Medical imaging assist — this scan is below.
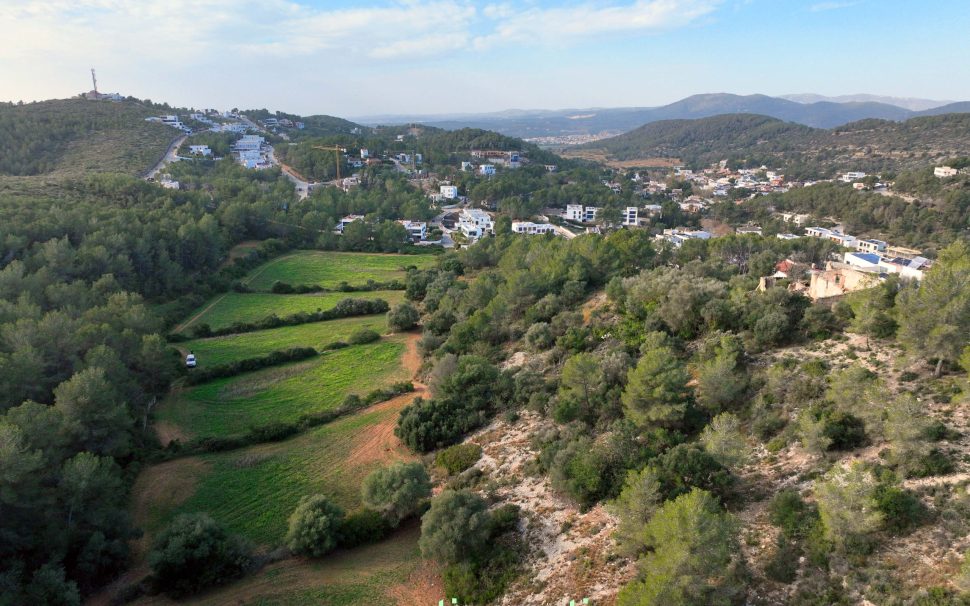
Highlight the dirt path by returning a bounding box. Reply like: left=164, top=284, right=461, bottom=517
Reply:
left=172, top=292, right=227, bottom=334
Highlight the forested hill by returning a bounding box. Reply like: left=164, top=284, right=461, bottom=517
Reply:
left=572, top=112, right=970, bottom=176
left=0, top=99, right=175, bottom=177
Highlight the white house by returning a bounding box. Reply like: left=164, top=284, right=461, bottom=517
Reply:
left=840, top=171, right=867, bottom=182
left=461, top=161, right=474, bottom=171
left=360, top=148, right=370, bottom=159
left=336, top=214, right=365, bottom=233
left=511, top=221, right=555, bottom=235
left=856, top=239, right=887, bottom=254
left=188, top=145, right=212, bottom=157
left=878, top=256, right=930, bottom=281
left=238, top=149, right=262, bottom=169
left=234, top=135, right=265, bottom=151
left=458, top=209, right=494, bottom=240
left=843, top=252, right=883, bottom=270
left=934, top=166, right=958, bottom=178
left=781, top=212, right=810, bottom=226
left=622, top=207, right=639, bottom=226
left=582, top=206, right=599, bottom=223
left=564, top=204, right=584, bottom=222
left=479, top=164, right=496, bottom=176
left=805, top=226, right=857, bottom=248
left=440, top=185, right=459, bottom=199
left=398, top=220, right=427, bottom=241
left=659, top=229, right=711, bottom=248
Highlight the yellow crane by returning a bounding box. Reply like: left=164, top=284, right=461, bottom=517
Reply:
left=311, top=145, right=346, bottom=181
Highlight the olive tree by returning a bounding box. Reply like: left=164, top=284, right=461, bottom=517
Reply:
left=148, top=513, right=250, bottom=597
left=361, top=461, right=431, bottom=527
left=285, top=495, right=345, bottom=557
left=419, top=490, right=491, bottom=565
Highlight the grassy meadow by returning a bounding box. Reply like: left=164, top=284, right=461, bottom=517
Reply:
left=179, top=315, right=389, bottom=366
left=157, top=339, right=408, bottom=439
left=180, top=290, right=405, bottom=332
left=243, top=250, right=437, bottom=291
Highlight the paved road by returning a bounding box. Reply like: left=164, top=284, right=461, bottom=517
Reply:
left=145, top=134, right=186, bottom=180
left=267, top=147, right=313, bottom=199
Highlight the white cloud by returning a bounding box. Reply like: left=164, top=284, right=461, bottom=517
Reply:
left=473, top=0, right=723, bottom=49
left=809, top=1, right=860, bottom=12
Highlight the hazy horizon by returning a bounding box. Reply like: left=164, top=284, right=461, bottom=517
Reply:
left=3, top=0, right=970, bottom=116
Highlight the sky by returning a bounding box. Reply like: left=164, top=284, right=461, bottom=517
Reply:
left=2, top=0, right=969, bottom=118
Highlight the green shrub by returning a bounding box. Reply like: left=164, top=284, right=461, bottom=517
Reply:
left=764, top=536, right=800, bottom=583
left=348, top=328, right=381, bottom=345
left=148, top=513, right=251, bottom=597
left=361, top=462, right=431, bottom=527
left=874, top=485, right=925, bottom=533
left=908, top=448, right=956, bottom=478
left=654, top=444, right=735, bottom=502
left=419, top=490, right=491, bottom=565
left=387, top=302, right=420, bottom=331
left=285, top=495, right=344, bottom=557
left=435, top=443, right=483, bottom=475
left=338, top=509, right=390, bottom=549
left=768, top=489, right=819, bottom=539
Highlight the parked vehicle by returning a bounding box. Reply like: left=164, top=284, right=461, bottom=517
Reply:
left=185, top=353, right=197, bottom=368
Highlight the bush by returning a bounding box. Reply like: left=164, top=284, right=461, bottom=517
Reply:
left=387, top=302, right=420, bottom=331
left=338, top=509, right=390, bottom=549
left=285, top=495, right=345, bottom=557
left=654, top=444, right=735, bottom=502
left=361, top=462, right=431, bottom=527
left=148, top=513, right=250, bottom=597
left=874, top=484, right=925, bottom=533
left=419, top=490, right=491, bottom=565
left=435, top=443, right=483, bottom=475
left=768, top=489, right=819, bottom=540
left=908, top=448, right=956, bottom=478
left=184, top=347, right=317, bottom=384
left=347, top=328, right=381, bottom=345
left=764, top=536, right=801, bottom=583
left=193, top=298, right=390, bottom=338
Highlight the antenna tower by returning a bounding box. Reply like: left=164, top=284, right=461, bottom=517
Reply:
left=90, top=68, right=98, bottom=93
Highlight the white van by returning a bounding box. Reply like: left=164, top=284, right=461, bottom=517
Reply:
left=185, top=353, right=197, bottom=368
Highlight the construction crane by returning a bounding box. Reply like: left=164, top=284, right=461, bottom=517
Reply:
left=90, top=68, right=98, bottom=94
left=311, top=146, right=345, bottom=181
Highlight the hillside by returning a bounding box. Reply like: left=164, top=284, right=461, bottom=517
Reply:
left=0, top=98, right=176, bottom=177
left=570, top=112, right=970, bottom=174
left=354, top=93, right=966, bottom=138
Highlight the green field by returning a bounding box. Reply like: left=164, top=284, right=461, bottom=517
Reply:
left=148, top=401, right=413, bottom=546
left=133, top=526, right=425, bottom=606
left=180, top=290, right=405, bottom=332
left=157, top=339, right=408, bottom=439
left=180, top=315, right=389, bottom=366
left=243, top=251, right=437, bottom=291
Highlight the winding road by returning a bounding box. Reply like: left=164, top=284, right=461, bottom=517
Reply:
left=145, top=134, right=186, bottom=180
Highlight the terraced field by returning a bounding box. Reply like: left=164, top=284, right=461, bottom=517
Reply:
left=119, top=250, right=441, bottom=606
left=179, top=290, right=404, bottom=332
left=131, top=525, right=440, bottom=606
left=179, top=315, right=389, bottom=366
left=243, top=250, right=437, bottom=291
left=157, top=339, right=408, bottom=439
left=148, top=397, right=416, bottom=546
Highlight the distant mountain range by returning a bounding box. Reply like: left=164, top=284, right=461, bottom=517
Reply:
left=352, top=93, right=970, bottom=139
left=779, top=93, right=953, bottom=112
